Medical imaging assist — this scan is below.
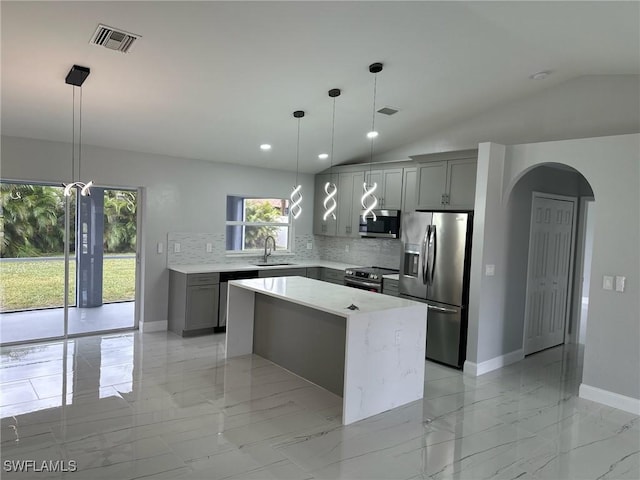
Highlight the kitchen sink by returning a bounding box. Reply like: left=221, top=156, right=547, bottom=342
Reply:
left=252, top=262, right=296, bottom=267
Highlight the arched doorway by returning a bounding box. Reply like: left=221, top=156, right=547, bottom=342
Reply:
left=504, top=163, right=595, bottom=359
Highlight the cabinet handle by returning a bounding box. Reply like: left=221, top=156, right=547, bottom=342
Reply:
left=441, top=194, right=446, bottom=206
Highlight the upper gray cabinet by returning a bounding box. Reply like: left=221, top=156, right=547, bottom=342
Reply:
left=337, top=170, right=364, bottom=237
left=313, top=173, right=338, bottom=236
left=416, top=158, right=477, bottom=210
left=364, top=168, right=403, bottom=210
left=402, top=167, right=417, bottom=214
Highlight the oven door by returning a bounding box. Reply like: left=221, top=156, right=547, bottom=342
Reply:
left=344, top=277, right=381, bottom=293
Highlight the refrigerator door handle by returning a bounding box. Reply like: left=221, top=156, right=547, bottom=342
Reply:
left=427, top=304, right=457, bottom=314
left=428, top=225, right=437, bottom=286
left=421, top=225, right=430, bottom=284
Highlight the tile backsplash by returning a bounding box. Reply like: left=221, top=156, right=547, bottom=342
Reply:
left=167, top=232, right=401, bottom=269
left=167, top=233, right=320, bottom=266
left=313, top=236, right=402, bottom=270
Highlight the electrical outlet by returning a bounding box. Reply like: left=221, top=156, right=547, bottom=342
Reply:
left=157, top=242, right=163, bottom=254
left=603, top=275, right=613, bottom=291
left=345, top=244, right=350, bottom=253
left=615, top=276, right=626, bottom=292
left=206, top=243, right=212, bottom=253
left=306, top=242, right=313, bottom=250
left=173, top=242, right=181, bottom=253
left=485, top=264, right=495, bottom=276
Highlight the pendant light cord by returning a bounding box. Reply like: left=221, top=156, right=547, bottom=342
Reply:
left=369, top=72, right=377, bottom=177
left=330, top=96, right=336, bottom=182
left=295, top=117, right=301, bottom=186
left=78, top=86, right=83, bottom=183
left=72, top=87, right=75, bottom=183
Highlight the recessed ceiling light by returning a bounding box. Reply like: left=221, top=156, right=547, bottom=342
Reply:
left=260, top=144, right=271, bottom=151
left=318, top=153, right=329, bottom=160
left=366, top=131, right=379, bottom=139
left=529, top=70, right=551, bottom=80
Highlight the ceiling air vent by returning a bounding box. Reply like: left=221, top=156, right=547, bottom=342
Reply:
left=377, top=106, right=399, bottom=116
left=90, top=24, right=140, bottom=53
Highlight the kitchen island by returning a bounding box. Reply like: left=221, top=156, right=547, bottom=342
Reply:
left=226, top=276, right=428, bottom=425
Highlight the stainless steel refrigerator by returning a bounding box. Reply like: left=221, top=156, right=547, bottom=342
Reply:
left=399, top=211, right=473, bottom=368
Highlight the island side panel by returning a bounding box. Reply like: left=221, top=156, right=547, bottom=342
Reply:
left=253, top=293, right=346, bottom=397
left=226, top=283, right=256, bottom=357
left=342, top=304, right=428, bottom=425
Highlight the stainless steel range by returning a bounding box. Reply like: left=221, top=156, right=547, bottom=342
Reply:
left=344, top=266, right=400, bottom=293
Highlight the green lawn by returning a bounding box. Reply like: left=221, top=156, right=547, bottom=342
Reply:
left=0, top=257, right=135, bottom=312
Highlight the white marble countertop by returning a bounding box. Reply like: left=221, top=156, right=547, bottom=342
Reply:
left=168, top=260, right=361, bottom=274
left=382, top=273, right=399, bottom=281
left=229, top=276, right=425, bottom=318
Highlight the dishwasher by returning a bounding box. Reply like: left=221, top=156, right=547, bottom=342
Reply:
left=216, top=270, right=259, bottom=332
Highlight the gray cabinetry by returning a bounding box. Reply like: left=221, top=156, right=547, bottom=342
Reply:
left=364, top=168, right=403, bottom=210
left=169, top=271, right=220, bottom=336
left=306, top=267, right=322, bottom=280
left=402, top=167, right=417, bottom=214
left=321, top=268, right=344, bottom=285
left=337, top=171, right=364, bottom=237
left=258, top=268, right=307, bottom=278
left=313, top=173, right=338, bottom=236
left=416, top=158, right=477, bottom=210
left=382, top=277, right=399, bottom=297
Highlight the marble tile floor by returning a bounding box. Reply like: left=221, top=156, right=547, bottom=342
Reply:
left=0, top=332, right=637, bottom=480
left=0, top=302, right=135, bottom=345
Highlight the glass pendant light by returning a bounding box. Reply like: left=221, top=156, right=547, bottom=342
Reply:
left=323, top=88, right=340, bottom=221
left=361, top=62, right=383, bottom=222
left=290, top=110, right=304, bottom=220
left=63, top=65, right=93, bottom=197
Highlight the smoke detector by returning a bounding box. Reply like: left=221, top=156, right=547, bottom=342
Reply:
left=90, top=24, right=141, bottom=53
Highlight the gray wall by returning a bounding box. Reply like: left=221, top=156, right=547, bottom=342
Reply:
left=469, top=134, right=639, bottom=401
left=0, top=135, right=315, bottom=328
left=373, top=75, right=640, bottom=163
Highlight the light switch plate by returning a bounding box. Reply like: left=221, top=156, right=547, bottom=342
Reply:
left=206, top=243, right=212, bottom=253
left=157, top=242, right=163, bottom=254
left=345, top=245, right=350, bottom=252
left=485, top=264, right=495, bottom=276
left=603, top=275, right=614, bottom=291
left=173, top=242, right=181, bottom=253
left=306, top=242, right=312, bottom=250
left=615, top=276, right=626, bottom=292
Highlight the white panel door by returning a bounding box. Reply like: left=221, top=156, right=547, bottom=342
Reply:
left=524, top=195, right=575, bottom=355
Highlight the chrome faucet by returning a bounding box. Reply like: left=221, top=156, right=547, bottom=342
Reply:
left=263, top=235, right=276, bottom=263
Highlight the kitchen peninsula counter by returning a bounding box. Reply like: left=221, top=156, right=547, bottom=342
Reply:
left=226, top=276, right=428, bottom=425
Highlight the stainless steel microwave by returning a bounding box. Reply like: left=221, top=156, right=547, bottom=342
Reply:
left=359, top=210, right=401, bottom=238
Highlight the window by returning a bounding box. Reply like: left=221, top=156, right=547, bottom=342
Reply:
left=226, top=196, right=292, bottom=253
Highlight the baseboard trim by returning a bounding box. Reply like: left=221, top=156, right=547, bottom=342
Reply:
left=579, top=383, right=640, bottom=415
left=140, top=320, right=168, bottom=333
left=464, top=348, right=524, bottom=376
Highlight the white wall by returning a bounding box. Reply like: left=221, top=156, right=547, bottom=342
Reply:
left=0, top=135, right=315, bottom=328
left=374, top=75, right=640, bottom=163
left=468, top=134, right=639, bottom=407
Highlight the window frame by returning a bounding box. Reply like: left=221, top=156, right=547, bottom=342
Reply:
left=225, top=196, right=294, bottom=255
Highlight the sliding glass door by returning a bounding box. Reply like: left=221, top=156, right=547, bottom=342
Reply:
left=0, top=181, right=138, bottom=345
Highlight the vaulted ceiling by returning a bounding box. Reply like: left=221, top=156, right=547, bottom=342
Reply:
left=2, top=1, right=639, bottom=173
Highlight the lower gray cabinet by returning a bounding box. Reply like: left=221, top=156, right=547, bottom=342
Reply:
left=258, top=268, right=307, bottom=278
left=321, top=268, right=344, bottom=285
left=306, top=267, right=322, bottom=280
left=169, top=271, right=220, bottom=336
left=382, top=278, right=399, bottom=297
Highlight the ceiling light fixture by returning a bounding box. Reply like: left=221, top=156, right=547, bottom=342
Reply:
left=290, top=110, right=304, bottom=220
left=362, top=62, right=382, bottom=222
left=63, top=65, right=93, bottom=197
left=260, top=144, right=272, bottom=151
left=529, top=70, right=551, bottom=80
left=323, top=88, right=341, bottom=222
left=318, top=153, right=329, bottom=160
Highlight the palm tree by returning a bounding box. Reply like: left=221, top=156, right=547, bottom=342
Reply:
left=103, top=190, right=137, bottom=253
left=0, top=183, right=68, bottom=257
